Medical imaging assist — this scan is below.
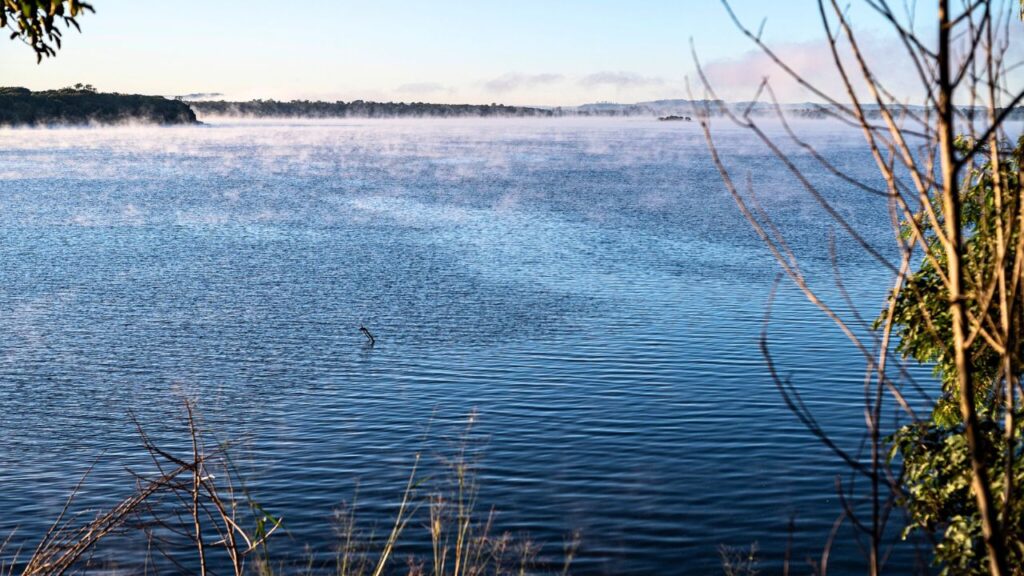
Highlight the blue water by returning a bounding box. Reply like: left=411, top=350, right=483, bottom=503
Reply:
left=0, top=118, right=930, bottom=574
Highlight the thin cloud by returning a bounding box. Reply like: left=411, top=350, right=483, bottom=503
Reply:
left=484, top=73, right=565, bottom=93
left=698, top=34, right=923, bottom=103
left=578, top=71, right=666, bottom=88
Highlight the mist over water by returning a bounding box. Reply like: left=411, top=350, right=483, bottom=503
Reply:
left=0, top=118, right=932, bottom=573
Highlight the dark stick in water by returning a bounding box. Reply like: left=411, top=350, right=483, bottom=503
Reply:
left=359, top=325, right=375, bottom=346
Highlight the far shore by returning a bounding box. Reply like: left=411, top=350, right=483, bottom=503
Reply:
left=4, top=87, right=1023, bottom=127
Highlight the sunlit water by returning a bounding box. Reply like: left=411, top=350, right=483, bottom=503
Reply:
left=0, top=118, right=942, bottom=574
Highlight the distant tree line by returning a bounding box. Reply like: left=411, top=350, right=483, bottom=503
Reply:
left=4, top=87, right=1018, bottom=126
left=188, top=99, right=557, bottom=118
left=190, top=99, right=1024, bottom=120
left=188, top=98, right=733, bottom=118
left=0, top=86, right=198, bottom=126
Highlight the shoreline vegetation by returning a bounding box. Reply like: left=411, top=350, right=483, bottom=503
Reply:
left=7, top=86, right=1022, bottom=127
left=4, top=402, right=580, bottom=576
left=0, top=86, right=197, bottom=127
left=190, top=98, right=556, bottom=119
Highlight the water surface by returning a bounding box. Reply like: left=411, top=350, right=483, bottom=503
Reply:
left=0, top=118, right=929, bottom=574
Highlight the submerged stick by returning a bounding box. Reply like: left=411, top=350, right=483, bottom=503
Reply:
left=359, top=325, right=375, bottom=346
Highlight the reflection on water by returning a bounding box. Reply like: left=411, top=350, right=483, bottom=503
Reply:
left=0, top=118, right=931, bottom=574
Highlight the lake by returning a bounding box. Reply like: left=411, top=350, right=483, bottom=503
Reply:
left=0, top=117, right=931, bottom=574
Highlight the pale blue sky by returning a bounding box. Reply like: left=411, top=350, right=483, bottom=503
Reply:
left=1, top=0, right=998, bottom=105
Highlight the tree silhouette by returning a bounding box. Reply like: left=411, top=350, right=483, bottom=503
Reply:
left=2, top=0, right=93, bottom=62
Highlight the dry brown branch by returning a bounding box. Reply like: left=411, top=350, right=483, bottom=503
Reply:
left=700, top=1, right=1023, bottom=574
left=22, top=464, right=189, bottom=576
left=16, top=403, right=286, bottom=576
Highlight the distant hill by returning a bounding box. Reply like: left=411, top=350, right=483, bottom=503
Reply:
left=189, top=99, right=555, bottom=118
left=0, top=87, right=198, bottom=126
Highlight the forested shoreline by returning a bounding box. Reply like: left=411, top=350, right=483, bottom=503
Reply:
left=0, top=86, right=198, bottom=126
left=189, top=98, right=555, bottom=118
left=3, top=86, right=1021, bottom=126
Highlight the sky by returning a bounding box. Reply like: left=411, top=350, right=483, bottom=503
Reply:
left=1, top=0, right=1020, bottom=106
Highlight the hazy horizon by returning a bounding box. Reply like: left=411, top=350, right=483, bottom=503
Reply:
left=5, top=0, right=1018, bottom=107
